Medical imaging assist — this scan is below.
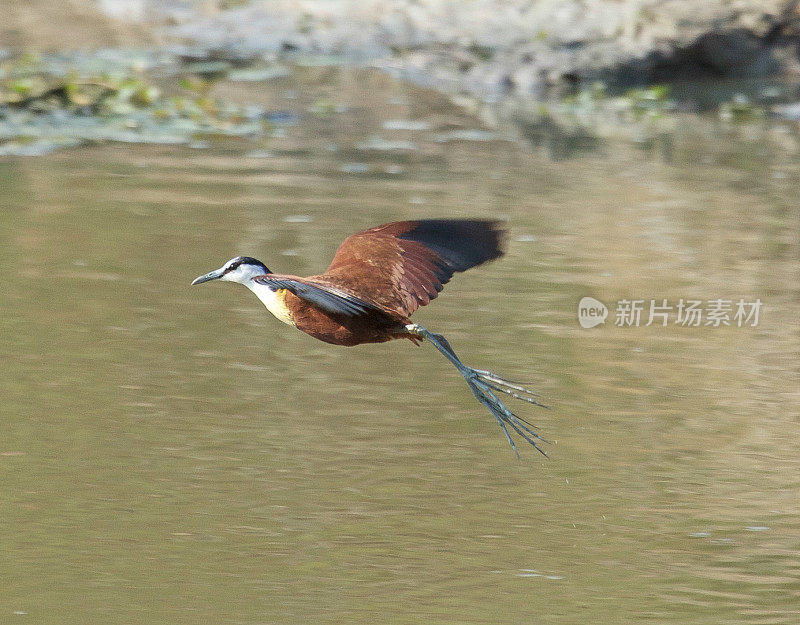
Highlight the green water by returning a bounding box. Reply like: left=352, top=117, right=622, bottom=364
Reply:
left=1, top=68, right=799, bottom=624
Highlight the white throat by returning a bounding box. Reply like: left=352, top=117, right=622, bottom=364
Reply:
left=245, top=280, right=295, bottom=325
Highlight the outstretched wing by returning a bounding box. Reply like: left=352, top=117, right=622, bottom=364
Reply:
left=318, top=219, right=505, bottom=318
left=253, top=274, right=383, bottom=317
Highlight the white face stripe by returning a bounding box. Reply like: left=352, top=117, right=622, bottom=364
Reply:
left=219, top=261, right=267, bottom=284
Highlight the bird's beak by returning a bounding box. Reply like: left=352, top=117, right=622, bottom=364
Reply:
left=191, top=267, right=225, bottom=285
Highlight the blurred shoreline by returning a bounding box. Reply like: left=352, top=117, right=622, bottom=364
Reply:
left=161, top=0, right=800, bottom=101
left=5, top=1, right=800, bottom=100
left=4, top=1, right=800, bottom=158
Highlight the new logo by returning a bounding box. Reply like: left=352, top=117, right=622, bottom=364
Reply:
left=578, top=297, right=608, bottom=328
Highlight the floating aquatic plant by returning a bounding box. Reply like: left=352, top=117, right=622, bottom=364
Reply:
left=0, top=53, right=273, bottom=154
left=718, top=94, right=766, bottom=123
left=623, top=84, right=675, bottom=121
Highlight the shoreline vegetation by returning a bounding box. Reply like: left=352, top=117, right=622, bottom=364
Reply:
left=2, top=1, right=800, bottom=156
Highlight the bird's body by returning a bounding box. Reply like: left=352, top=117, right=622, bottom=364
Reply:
left=193, top=219, right=546, bottom=455
left=249, top=280, right=412, bottom=345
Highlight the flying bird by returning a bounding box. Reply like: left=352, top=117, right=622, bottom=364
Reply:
left=192, top=219, right=546, bottom=455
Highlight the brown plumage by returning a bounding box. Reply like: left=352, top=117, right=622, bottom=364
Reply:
left=323, top=219, right=504, bottom=317
left=252, top=219, right=504, bottom=346
left=192, top=219, right=547, bottom=455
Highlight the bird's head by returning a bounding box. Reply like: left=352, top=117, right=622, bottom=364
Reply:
left=191, top=256, right=270, bottom=286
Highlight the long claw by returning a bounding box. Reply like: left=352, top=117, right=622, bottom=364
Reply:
left=503, top=411, right=539, bottom=431
left=472, top=369, right=543, bottom=397
left=468, top=378, right=548, bottom=456
left=496, top=413, right=520, bottom=459
left=407, top=323, right=549, bottom=456
left=504, top=418, right=547, bottom=455
left=481, top=379, right=549, bottom=408
left=472, top=388, right=520, bottom=459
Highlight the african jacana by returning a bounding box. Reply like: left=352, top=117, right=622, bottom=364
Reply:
left=192, top=219, right=546, bottom=455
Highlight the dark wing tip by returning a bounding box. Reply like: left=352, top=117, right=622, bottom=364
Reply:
left=397, top=218, right=506, bottom=274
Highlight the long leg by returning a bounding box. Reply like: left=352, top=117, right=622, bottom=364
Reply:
left=405, top=323, right=548, bottom=457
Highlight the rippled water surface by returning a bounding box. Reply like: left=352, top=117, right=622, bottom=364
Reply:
left=2, top=68, right=799, bottom=624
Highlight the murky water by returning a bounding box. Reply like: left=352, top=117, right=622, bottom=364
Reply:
left=2, top=67, right=799, bottom=624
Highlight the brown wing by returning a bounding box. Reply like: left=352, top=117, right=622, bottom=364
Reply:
left=316, top=219, right=505, bottom=318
